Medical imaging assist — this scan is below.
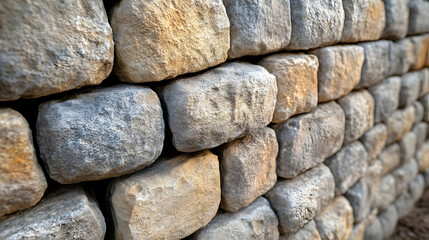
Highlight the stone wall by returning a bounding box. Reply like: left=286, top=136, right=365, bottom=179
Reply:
left=1, top=0, right=429, bottom=239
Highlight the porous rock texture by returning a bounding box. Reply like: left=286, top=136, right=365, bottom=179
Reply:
left=409, top=35, right=429, bottom=70
left=0, top=0, right=114, bottom=101
left=345, top=180, right=371, bottom=223
left=408, top=0, right=429, bottom=35
left=368, top=76, right=401, bottom=124
left=382, top=0, right=410, bottom=40
left=385, top=106, right=415, bottom=144
left=280, top=220, right=321, bottom=240
left=378, top=143, right=401, bottom=177
left=359, top=124, right=387, bottom=163
left=388, top=39, right=414, bottom=76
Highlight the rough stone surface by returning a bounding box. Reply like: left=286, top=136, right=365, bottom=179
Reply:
left=280, top=220, right=321, bottom=240
left=382, top=0, right=410, bottom=40
left=109, top=151, right=220, bottom=240
left=265, top=164, right=335, bottom=234
left=0, top=0, right=113, bottom=101
left=310, top=45, right=364, bottom=102
left=378, top=205, right=398, bottom=238
left=359, top=124, right=387, bottom=163
left=416, top=141, right=429, bottom=172
left=37, top=85, right=164, bottom=184
left=219, top=127, right=278, bottom=212
left=345, top=180, right=370, bottom=223
left=388, top=38, right=414, bottom=76
left=341, top=0, right=385, bottom=43
left=160, top=62, right=277, bottom=152
left=408, top=0, right=429, bottom=35
left=385, top=106, right=415, bottom=144
left=191, top=197, right=279, bottom=240
left=0, top=108, right=47, bottom=217
left=399, top=132, right=417, bottom=163
left=0, top=186, right=105, bottom=240
left=286, top=0, right=344, bottom=50
left=224, top=0, right=291, bottom=59
left=314, top=196, right=354, bottom=240
left=364, top=217, right=383, bottom=240
left=337, top=90, right=374, bottom=145
left=419, top=68, right=429, bottom=97
left=412, top=122, right=428, bottom=150
left=392, top=159, right=419, bottom=195
left=409, top=35, right=429, bottom=71
left=378, top=144, right=401, bottom=177
left=409, top=174, right=426, bottom=201
left=259, top=53, right=318, bottom=123
left=374, top=174, right=396, bottom=211
left=348, top=209, right=378, bottom=240
left=273, top=102, right=345, bottom=178
left=365, top=160, right=384, bottom=207
left=395, top=192, right=415, bottom=218
left=399, top=72, right=421, bottom=108
left=369, top=76, right=401, bottom=124
left=420, top=94, right=429, bottom=122
left=111, top=0, right=229, bottom=83
left=413, top=101, right=425, bottom=124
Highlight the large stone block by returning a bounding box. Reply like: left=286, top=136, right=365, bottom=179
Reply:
left=392, top=159, right=419, bottom=195
left=408, top=0, right=429, bottom=35
left=378, top=205, right=398, bottom=238
left=259, top=53, right=318, bottom=123
left=111, top=0, right=229, bottom=83
left=416, top=141, right=429, bottom=172
left=365, top=160, right=384, bottom=207
left=345, top=180, right=370, bottom=223
left=273, top=102, right=344, bottom=178
left=219, top=127, right=278, bottom=212
left=191, top=197, right=279, bottom=240
left=37, top=85, right=164, bottom=184
left=399, top=132, right=417, bottom=163
left=280, top=220, right=321, bottom=240
left=409, top=174, right=425, bottom=201
left=0, top=108, right=47, bottom=217
left=0, top=187, right=105, bottom=240
left=160, top=62, right=277, bottom=152
left=286, top=0, right=344, bottom=50
left=409, top=35, right=429, bottom=71
left=385, top=106, right=415, bottom=144
left=0, top=0, right=113, bottom=101
left=412, top=122, right=428, bottom=150
left=413, top=101, right=425, bottom=124
left=399, top=72, right=422, bottom=108
left=378, top=143, right=401, bottom=177
left=341, top=0, right=385, bottom=43
left=360, top=124, right=387, bottom=163
left=395, top=192, right=414, bottom=218
left=388, top=38, right=414, bottom=76
left=310, top=45, right=364, bottom=102
left=109, top=151, right=220, bottom=240
left=369, top=77, right=401, bottom=124
left=382, top=0, right=410, bottom=40
left=265, top=164, right=335, bottom=234
left=374, top=174, right=396, bottom=211
left=224, top=0, right=291, bottom=59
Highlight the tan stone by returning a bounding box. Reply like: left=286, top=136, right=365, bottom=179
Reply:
left=385, top=106, right=415, bottom=144
left=280, top=220, right=321, bottom=240
left=409, top=35, right=429, bottom=71
left=416, top=141, right=429, bottom=172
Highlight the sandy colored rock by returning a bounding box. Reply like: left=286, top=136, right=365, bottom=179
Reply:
left=280, top=220, right=321, bottom=240
left=0, top=108, right=47, bottom=217
left=341, top=0, right=385, bottom=43
left=37, top=85, right=164, bottom=184
left=409, top=35, right=429, bottom=71
left=360, top=124, right=387, bottom=163
left=388, top=38, right=414, bottom=76
left=225, top=0, right=291, bottom=59
left=273, top=102, right=345, bottom=178
left=399, top=132, right=417, bottom=163
left=385, top=106, right=415, bottom=144
left=265, top=164, right=335, bottom=234
left=392, top=159, right=419, bottom=195
left=109, top=151, right=220, bottom=240
left=160, top=62, right=277, bottom=152
left=0, top=0, right=113, bottom=101
left=345, top=180, right=370, bottom=223
left=0, top=186, right=105, bottom=240
left=382, top=0, right=410, bottom=40
left=399, top=72, right=422, bottom=108
left=412, top=122, right=428, bottom=150
left=374, top=174, right=397, bottom=211
left=310, top=45, right=364, bottom=102
left=378, top=143, right=401, bottom=177
left=416, top=141, right=429, bottom=172
left=259, top=53, right=318, bottom=123
left=219, top=127, right=278, bottom=212
left=111, top=0, right=229, bottom=83
left=369, top=77, right=401, bottom=124
left=378, top=205, right=398, bottom=238
left=408, top=0, right=429, bottom=35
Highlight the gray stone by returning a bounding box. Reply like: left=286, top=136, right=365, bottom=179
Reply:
left=191, top=197, right=279, bottom=240
left=374, top=174, right=396, bottom=211
left=259, top=53, right=318, bottom=123
left=382, top=0, right=410, bottom=40
left=369, top=77, right=401, bottom=124
left=310, top=45, right=364, bottom=102
left=265, top=164, right=335, bottom=234
left=345, top=180, right=370, bottom=223
left=385, top=106, right=415, bottom=144
left=416, top=141, right=429, bottom=172
left=160, top=62, right=277, bottom=152
left=348, top=209, right=378, bottom=240
left=420, top=94, right=429, bottom=122
left=392, top=159, right=419, bottom=195
left=337, top=90, right=374, bottom=145
left=0, top=0, right=114, bottom=101
left=365, top=160, right=384, bottom=207
left=408, top=0, right=429, bottom=35
left=419, top=68, right=429, bottom=97
left=412, top=122, right=428, bottom=150
left=409, top=35, right=429, bottom=71
left=424, top=168, right=429, bottom=187
left=224, top=0, right=291, bottom=59
left=410, top=174, right=426, bottom=202
left=413, top=101, right=425, bottom=124
left=314, top=196, right=354, bottom=240
left=286, top=0, right=344, bottom=50
left=219, top=127, right=278, bottom=212
left=359, top=124, right=387, bottom=163
left=0, top=186, right=105, bottom=240
left=364, top=217, right=383, bottom=240
left=341, top=0, right=385, bottom=43
left=388, top=38, right=414, bottom=76
left=399, top=72, right=421, bottom=108
left=378, top=205, right=398, bottom=238
left=109, top=151, right=220, bottom=240
left=280, top=220, right=321, bottom=240
left=356, top=40, right=391, bottom=89
left=0, top=108, right=47, bottom=217
left=399, top=132, right=417, bottom=163
left=37, top=85, right=164, bottom=184
left=325, top=141, right=368, bottom=195
left=378, top=144, right=401, bottom=177
left=273, top=102, right=345, bottom=178
left=395, top=192, right=414, bottom=218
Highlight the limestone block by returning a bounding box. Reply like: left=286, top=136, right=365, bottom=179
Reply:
left=416, top=141, right=429, bottom=172
left=392, top=159, right=419, bottom=195
left=412, top=122, right=428, bottom=150
left=364, top=217, right=383, bottom=240
left=409, top=35, right=429, bottom=71
left=409, top=174, right=425, bottom=201
left=395, top=192, right=415, bottom=218
left=382, top=0, right=410, bottom=40
left=365, top=160, right=384, bottom=207
left=359, top=124, right=387, bottom=163
left=369, top=77, right=401, bottom=124
left=345, top=180, right=370, bottom=223
left=348, top=209, right=378, bottom=240
left=374, top=174, right=396, bottom=211
left=413, top=101, right=425, bottom=124
left=399, top=132, right=417, bottom=163
left=378, top=144, right=401, bottom=176
left=399, top=71, right=421, bottom=108
left=388, top=39, right=414, bottom=76
left=408, top=0, right=429, bottom=35
left=378, top=205, right=398, bottom=238
left=385, top=106, right=415, bottom=144
left=419, top=68, right=429, bottom=97
left=280, top=220, right=321, bottom=240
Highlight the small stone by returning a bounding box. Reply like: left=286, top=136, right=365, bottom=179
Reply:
left=382, top=0, right=410, bottom=40
left=413, top=101, right=425, bottom=124
left=408, top=0, right=429, bottom=35
left=416, top=141, right=429, bottom=172
left=265, top=164, right=335, bottom=234
left=310, top=45, right=364, bottom=102
left=109, top=150, right=220, bottom=240
left=219, top=127, right=278, bottom=212
left=280, top=220, right=321, bottom=240
left=399, top=71, right=422, bottom=108
left=259, top=53, right=318, bottom=123
left=359, top=124, right=388, bottom=163
left=160, top=62, right=277, bottom=152
left=368, top=77, right=401, bottom=124
left=409, top=35, right=429, bottom=71
left=378, top=205, right=398, bottom=238
left=374, top=174, right=396, bottom=211
left=378, top=144, right=401, bottom=177
left=364, top=217, right=383, bottom=240
left=345, top=180, right=370, bottom=223
left=392, top=159, right=419, bottom=195
left=385, top=106, right=415, bottom=144
left=412, top=122, right=428, bottom=150
left=420, top=94, right=429, bottom=122
left=273, top=102, right=345, bottom=178
left=399, top=132, right=417, bottom=163
left=395, top=192, right=415, bottom=218
left=409, top=174, right=426, bottom=201
left=388, top=38, right=414, bottom=76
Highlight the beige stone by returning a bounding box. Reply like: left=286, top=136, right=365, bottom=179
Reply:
left=378, top=143, right=401, bottom=177
left=409, top=35, right=429, bottom=71
left=280, top=220, right=321, bottom=240
left=385, top=106, right=415, bottom=145
left=360, top=124, right=387, bottom=164
left=416, top=141, right=429, bottom=172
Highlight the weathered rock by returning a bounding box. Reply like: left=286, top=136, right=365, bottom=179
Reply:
left=286, top=0, right=344, bottom=50
left=399, top=72, right=421, bottom=108
left=378, top=205, right=398, bottom=238
left=219, top=127, right=278, bottom=212
left=109, top=151, right=220, bottom=240
left=224, top=0, right=291, bottom=59
left=409, top=174, right=425, bottom=201
left=325, top=141, right=368, bottom=195
left=408, top=0, right=429, bottom=35
left=360, top=124, right=387, bottom=163
left=259, top=53, right=318, bottom=123
left=111, top=0, right=229, bottom=83
left=345, top=180, right=370, bottom=223
left=364, top=217, right=383, bottom=240
left=416, top=141, right=429, bottom=172
left=369, top=77, right=401, bottom=124
left=419, top=68, right=429, bottom=97
left=191, top=197, right=279, bottom=240
left=365, top=160, right=384, bottom=207
left=356, top=40, right=391, bottom=89
left=382, top=0, right=410, bottom=40
left=265, top=164, right=335, bottom=234
left=392, top=159, right=419, bottom=195
left=420, top=94, right=429, bottom=122
left=160, top=62, right=277, bottom=152
left=409, top=35, right=429, bottom=71
left=273, top=102, right=345, bottom=178
left=341, top=0, right=385, bottom=43
left=399, top=131, right=417, bottom=162
left=378, top=144, right=401, bottom=177
left=0, top=0, right=113, bottom=101
left=314, top=196, right=354, bottom=240
left=395, top=192, right=414, bottom=218
left=374, top=174, right=396, bottom=211
left=412, top=122, right=428, bottom=150
left=337, top=90, right=374, bottom=145
left=0, top=186, right=105, bottom=240
left=0, top=108, right=47, bottom=217
left=388, top=39, right=414, bottom=76
left=310, top=45, right=364, bottom=102
left=413, top=101, right=425, bottom=124
left=385, top=106, right=415, bottom=144
left=37, top=85, right=164, bottom=184
left=348, top=209, right=378, bottom=240
left=280, top=220, right=321, bottom=240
